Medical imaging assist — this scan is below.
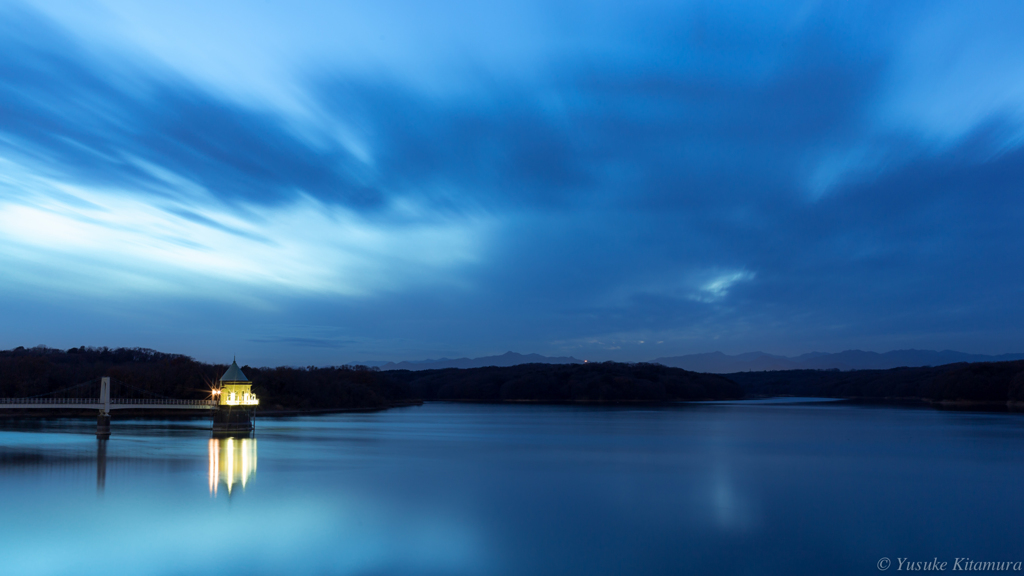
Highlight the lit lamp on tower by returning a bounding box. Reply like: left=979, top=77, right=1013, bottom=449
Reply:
left=212, top=358, right=259, bottom=433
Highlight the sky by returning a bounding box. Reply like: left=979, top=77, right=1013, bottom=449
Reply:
left=1, top=0, right=1024, bottom=366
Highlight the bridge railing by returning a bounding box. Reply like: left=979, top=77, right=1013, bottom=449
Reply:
left=0, top=398, right=99, bottom=404
left=0, top=398, right=218, bottom=406
left=111, top=399, right=218, bottom=406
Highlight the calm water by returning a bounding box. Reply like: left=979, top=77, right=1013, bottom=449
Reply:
left=2, top=400, right=1023, bottom=575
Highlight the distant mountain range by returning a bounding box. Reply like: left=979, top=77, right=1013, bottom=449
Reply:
left=369, top=349, right=1024, bottom=373
left=378, top=351, right=584, bottom=371
left=650, top=350, right=1024, bottom=373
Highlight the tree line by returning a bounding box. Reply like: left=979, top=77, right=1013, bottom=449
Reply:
left=9, top=346, right=1022, bottom=410
left=394, top=361, right=743, bottom=402
left=0, top=347, right=743, bottom=411
left=0, top=346, right=405, bottom=411
left=728, top=361, right=1024, bottom=403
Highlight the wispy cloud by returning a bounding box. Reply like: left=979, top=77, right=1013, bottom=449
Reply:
left=1, top=1, right=1024, bottom=361
left=0, top=156, right=489, bottom=299
left=693, top=271, right=755, bottom=303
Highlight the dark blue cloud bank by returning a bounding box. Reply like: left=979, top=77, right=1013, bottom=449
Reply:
left=1, top=1, right=1023, bottom=364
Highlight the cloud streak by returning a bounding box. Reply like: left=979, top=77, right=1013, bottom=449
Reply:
left=1, top=1, right=1024, bottom=363
left=0, top=160, right=489, bottom=299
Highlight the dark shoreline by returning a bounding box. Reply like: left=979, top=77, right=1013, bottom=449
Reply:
left=0, top=400, right=426, bottom=420
left=256, top=399, right=425, bottom=416
left=5, top=347, right=1024, bottom=418
left=5, top=397, right=1024, bottom=424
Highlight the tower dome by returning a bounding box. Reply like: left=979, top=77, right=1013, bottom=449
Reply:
left=220, top=358, right=250, bottom=384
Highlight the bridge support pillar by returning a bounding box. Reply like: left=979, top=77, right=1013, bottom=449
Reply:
left=212, top=407, right=254, bottom=433
left=100, top=376, right=110, bottom=414
left=97, top=412, right=111, bottom=439
left=97, top=376, right=111, bottom=438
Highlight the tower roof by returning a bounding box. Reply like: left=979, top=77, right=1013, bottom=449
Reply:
left=220, top=359, right=250, bottom=383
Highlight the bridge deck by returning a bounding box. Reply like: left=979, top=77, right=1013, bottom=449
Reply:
left=0, top=398, right=218, bottom=410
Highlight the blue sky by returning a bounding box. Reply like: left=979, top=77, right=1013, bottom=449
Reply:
left=1, top=0, right=1023, bottom=365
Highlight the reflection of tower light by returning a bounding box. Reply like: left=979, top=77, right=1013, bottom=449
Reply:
left=241, top=438, right=249, bottom=489
left=209, top=439, right=218, bottom=496
left=208, top=437, right=257, bottom=497
left=227, top=438, right=234, bottom=493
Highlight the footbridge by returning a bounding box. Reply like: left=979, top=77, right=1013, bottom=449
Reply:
left=0, top=377, right=219, bottom=437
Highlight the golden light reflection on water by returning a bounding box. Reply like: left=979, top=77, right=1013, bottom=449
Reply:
left=208, top=437, right=257, bottom=496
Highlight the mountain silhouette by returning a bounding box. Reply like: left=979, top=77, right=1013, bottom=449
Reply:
left=373, top=349, right=1024, bottom=373
left=379, top=351, right=583, bottom=371
left=651, top=349, right=1024, bottom=373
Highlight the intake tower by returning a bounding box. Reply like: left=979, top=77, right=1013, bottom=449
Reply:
left=212, top=359, right=259, bottom=432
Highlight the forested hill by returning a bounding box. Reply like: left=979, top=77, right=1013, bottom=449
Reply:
left=728, top=360, right=1024, bottom=404
left=0, top=347, right=742, bottom=411
left=0, top=346, right=407, bottom=411
left=11, top=346, right=1022, bottom=409
left=392, top=362, right=742, bottom=402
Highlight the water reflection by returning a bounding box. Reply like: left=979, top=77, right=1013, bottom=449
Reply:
left=96, top=438, right=106, bottom=494
left=208, top=436, right=257, bottom=496
left=8, top=406, right=1024, bottom=576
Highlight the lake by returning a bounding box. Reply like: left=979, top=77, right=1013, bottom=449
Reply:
left=1, top=400, right=1023, bottom=575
